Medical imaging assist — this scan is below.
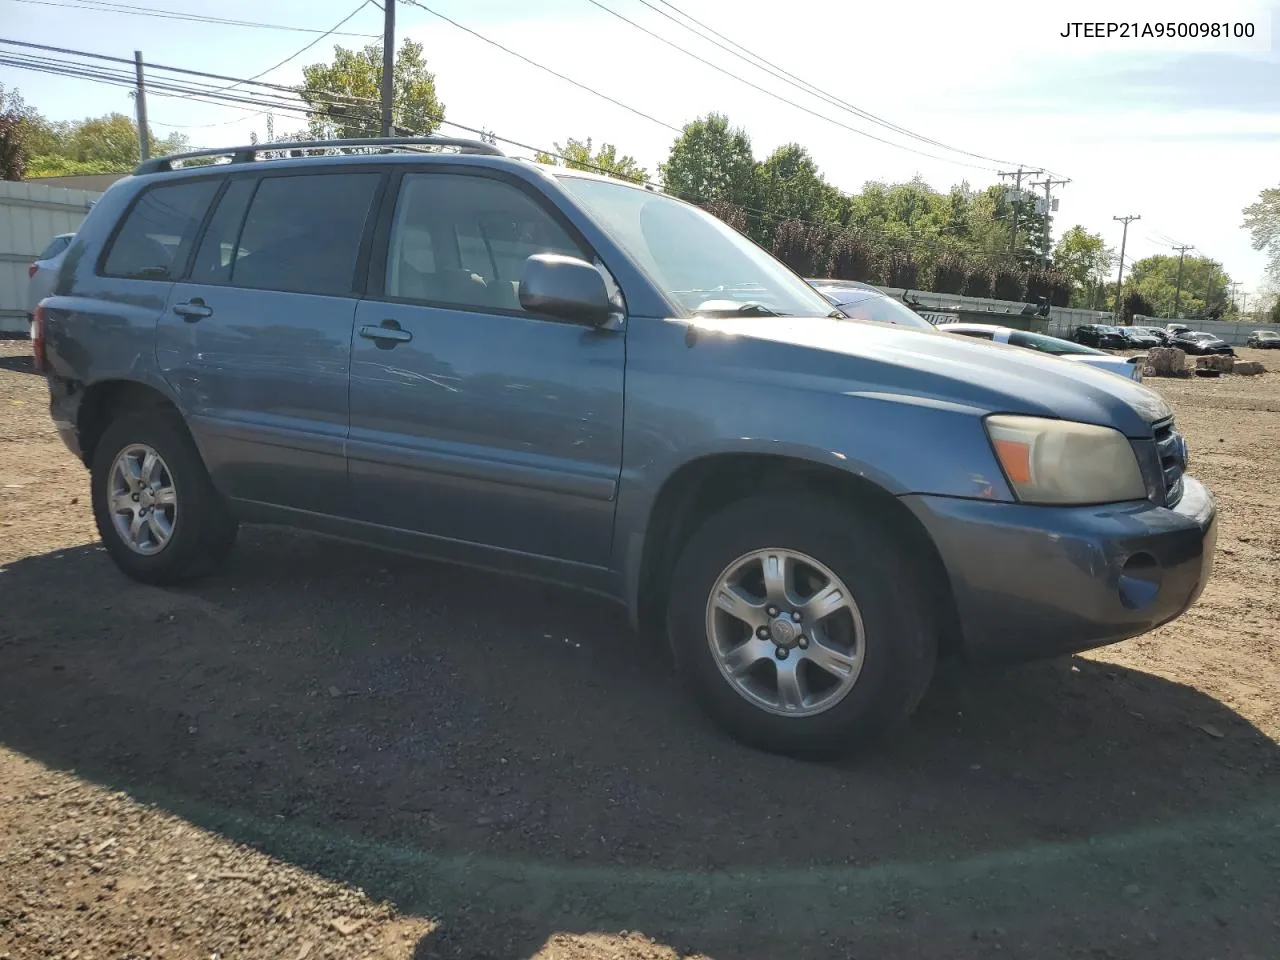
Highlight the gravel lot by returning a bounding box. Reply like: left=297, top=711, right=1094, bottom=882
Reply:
left=2, top=337, right=1278, bottom=959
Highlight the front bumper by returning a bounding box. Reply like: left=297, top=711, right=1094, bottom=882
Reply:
left=904, top=476, right=1217, bottom=662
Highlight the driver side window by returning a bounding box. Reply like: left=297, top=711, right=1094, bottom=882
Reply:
left=385, top=173, right=587, bottom=315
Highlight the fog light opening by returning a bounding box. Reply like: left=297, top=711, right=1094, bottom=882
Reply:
left=1118, top=552, right=1161, bottom=611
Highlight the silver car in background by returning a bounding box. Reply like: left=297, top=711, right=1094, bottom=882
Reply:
left=806, top=279, right=937, bottom=331
left=941, top=323, right=1145, bottom=382
left=25, top=233, right=75, bottom=334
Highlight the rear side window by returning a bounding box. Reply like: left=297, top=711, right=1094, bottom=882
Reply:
left=229, top=173, right=380, bottom=297
left=101, top=179, right=219, bottom=280
left=190, top=178, right=257, bottom=284
left=39, top=235, right=72, bottom=260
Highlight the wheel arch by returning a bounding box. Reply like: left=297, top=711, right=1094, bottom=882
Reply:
left=632, top=452, right=963, bottom=657
left=77, top=378, right=184, bottom=467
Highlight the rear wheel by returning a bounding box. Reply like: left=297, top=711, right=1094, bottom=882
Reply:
left=666, top=494, right=937, bottom=758
left=90, top=412, right=237, bottom=585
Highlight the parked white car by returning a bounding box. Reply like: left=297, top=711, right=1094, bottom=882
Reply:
left=25, top=233, right=75, bottom=332
left=941, top=323, right=1145, bottom=382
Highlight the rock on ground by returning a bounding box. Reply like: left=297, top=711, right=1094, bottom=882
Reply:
left=1145, top=347, right=1187, bottom=376
left=1196, top=354, right=1235, bottom=373
left=1234, top=360, right=1267, bottom=376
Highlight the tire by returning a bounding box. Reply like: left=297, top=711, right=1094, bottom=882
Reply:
left=90, top=411, right=238, bottom=585
left=666, top=494, right=937, bottom=759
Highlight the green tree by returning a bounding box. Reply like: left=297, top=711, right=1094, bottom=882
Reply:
left=1242, top=186, right=1280, bottom=281
left=0, top=85, right=32, bottom=180
left=659, top=113, right=758, bottom=213
left=298, top=38, right=444, bottom=139
left=1052, top=225, right=1113, bottom=308
left=533, top=136, right=647, bottom=183
left=753, top=143, right=841, bottom=243
left=20, top=111, right=187, bottom=176
left=1126, top=254, right=1228, bottom=319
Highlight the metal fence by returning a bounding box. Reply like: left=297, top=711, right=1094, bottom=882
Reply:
left=0, top=181, right=102, bottom=334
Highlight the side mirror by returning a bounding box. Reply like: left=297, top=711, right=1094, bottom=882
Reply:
left=519, top=254, right=614, bottom=326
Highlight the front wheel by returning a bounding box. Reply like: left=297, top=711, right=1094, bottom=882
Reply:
left=666, top=494, right=937, bottom=758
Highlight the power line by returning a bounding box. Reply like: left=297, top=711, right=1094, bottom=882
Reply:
left=7, top=45, right=1030, bottom=260
left=1, top=0, right=380, bottom=36
left=149, top=110, right=266, bottom=130
left=0, top=38, right=379, bottom=117
left=577, top=0, right=1003, bottom=172
left=0, top=52, right=322, bottom=118
left=641, top=0, right=1039, bottom=172
left=230, top=0, right=376, bottom=90
left=399, top=0, right=681, bottom=133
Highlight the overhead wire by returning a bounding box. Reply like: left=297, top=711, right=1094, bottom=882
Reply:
left=575, top=0, right=1003, bottom=173
left=398, top=0, right=681, bottom=134
left=228, top=0, right=377, bottom=91
left=3, top=43, right=1030, bottom=258
left=0, top=0, right=380, bottom=36
left=640, top=0, right=1027, bottom=170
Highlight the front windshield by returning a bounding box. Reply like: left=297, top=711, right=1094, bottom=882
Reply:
left=557, top=174, right=838, bottom=318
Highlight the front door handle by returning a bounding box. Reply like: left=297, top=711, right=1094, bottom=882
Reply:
left=173, top=299, right=213, bottom=322
left=359, top=322, right=413, bottom=344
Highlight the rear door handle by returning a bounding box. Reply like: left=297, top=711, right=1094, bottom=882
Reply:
left=359, top=322, right=413, bottom=343
left=173, top=299, right=213, bottom=321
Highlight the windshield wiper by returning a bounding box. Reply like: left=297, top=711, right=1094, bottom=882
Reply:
left=692, top=299, right=786, bottom=318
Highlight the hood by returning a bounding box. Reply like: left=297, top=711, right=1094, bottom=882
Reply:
left=691, top=316, right=1170, bottom=436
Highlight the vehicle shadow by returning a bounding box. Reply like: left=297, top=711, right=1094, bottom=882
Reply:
left=1, top=529, right=1278, bottom=958
left=0, top=352, right=36, bottom=374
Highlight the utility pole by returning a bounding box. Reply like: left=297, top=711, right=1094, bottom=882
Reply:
left=1230, top=281, right=1243, bottom=313
left=1202, top=261, right=1220, bottom=318
left=1112, top=214, right=1140, bottom=322
left=133, top=50, right=149, bottom=161
left=998, top=166, right=1044, bottom=255
left=1241, top=291, right=1250, bottom=316
left=1170, top=243, right=1194, bottom=318
left=1030, top=177, right=1070, bottom=265
left=380, top=0, right=395, bottom=137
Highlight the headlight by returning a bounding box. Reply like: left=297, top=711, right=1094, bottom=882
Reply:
left=985, top=415, right=1147, bottom=505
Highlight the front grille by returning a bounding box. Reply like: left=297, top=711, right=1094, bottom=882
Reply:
left=1153, top=417, right=1185, bottom=506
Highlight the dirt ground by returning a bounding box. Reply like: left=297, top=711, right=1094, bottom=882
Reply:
left=1, top=337, right=1278, bottom=960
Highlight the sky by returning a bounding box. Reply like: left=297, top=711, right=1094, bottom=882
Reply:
left=3, top=0, right=1278, bottom=294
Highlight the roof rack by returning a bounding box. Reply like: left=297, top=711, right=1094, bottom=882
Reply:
left=133, top=136, right=505, bottom=175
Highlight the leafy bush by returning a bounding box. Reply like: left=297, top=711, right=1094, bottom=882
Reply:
left=771, top=219, right=829, bottom=278
left=886, top=251, right=919, bottom=289
left=931, top=253, right=968, bottom=294
left=0, top=111, right=27, bottom=181
left=702, top=200, right=748, bottom=234
left=962, top=267, right=994, bottom=298
left=993, top=265, right=1026, bottom=301
left=1121, top=290, right=1155, bottom=324
left=829, top=232, right=875, bottom=282
left=1024, top=267, right=1052, bottom=302
left=1047, top=271, right=1073, bottom=307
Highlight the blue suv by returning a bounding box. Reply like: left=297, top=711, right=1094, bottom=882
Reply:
left=34, top=137, right=1217, bottom=757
